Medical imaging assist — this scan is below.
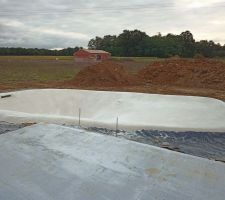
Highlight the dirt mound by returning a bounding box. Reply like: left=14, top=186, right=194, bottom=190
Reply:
left=138, top=59, right=225, bottom=90
left=71, top=61, right=138, bottom=87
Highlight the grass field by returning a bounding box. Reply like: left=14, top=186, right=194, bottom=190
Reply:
left=0, top=56, right=158, bottom=84
left=0, top=56, right=87, bottom=91
left=0, top=56, right=81, bottom=83
left=0, top=56, right=147, bottom=91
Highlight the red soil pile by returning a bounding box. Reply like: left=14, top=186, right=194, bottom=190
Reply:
left=71, top=61, right=138, bottom=87
left=138, top=59, right=225, bottom=90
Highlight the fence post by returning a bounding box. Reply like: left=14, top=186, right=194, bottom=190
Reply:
left=116, top=117, right=119, bottom=137
left=78, top=108, right=81, bottom=127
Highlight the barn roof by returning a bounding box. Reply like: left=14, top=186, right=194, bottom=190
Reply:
left=83, top=49, right=110, bottom=54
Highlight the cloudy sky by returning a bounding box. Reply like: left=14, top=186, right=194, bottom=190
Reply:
left=0, top=0, right=225, bottom=49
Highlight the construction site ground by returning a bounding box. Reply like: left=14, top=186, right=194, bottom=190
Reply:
left=1, top=56, right=225, bottom=101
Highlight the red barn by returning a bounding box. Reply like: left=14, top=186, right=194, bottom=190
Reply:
left=74, top=49, right=111, bottom=62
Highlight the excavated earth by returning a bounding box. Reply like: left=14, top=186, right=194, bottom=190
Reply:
left=70, top=59, right=225, bottom=90
left=138, top=59, right=225, bottom=90
left=69, top=61, right=138, bottom=87
left=64, top=59, right=225, bottom=101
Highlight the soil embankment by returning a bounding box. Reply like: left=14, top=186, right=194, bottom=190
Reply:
left=138, top=59, right=225, bottom=90
left=66, top=59, right=225, bottom=101
left=69, top=61, right=138, bottom=87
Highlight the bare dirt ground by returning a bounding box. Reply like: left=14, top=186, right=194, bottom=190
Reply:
left=1, top=56, right=225, bottom=101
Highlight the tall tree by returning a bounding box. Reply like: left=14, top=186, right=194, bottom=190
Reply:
left=88, top=37, right=103, bottom=50
left=117, top=30, right=149, bottom=56
left=179, top=31, right=196, bottom=57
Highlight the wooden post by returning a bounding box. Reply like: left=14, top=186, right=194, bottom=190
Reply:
left=78, top=108, right=81, bottom=127
left=116, top=117, right=119, bottom=137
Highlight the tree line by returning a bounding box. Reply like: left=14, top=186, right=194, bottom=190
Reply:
left=1, top=30, right=225, bottom=58
left=0, top=47, right=82, bottom=56
left=88, top=30, right=225, bottom=58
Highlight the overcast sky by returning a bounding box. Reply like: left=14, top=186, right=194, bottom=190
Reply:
left=0, top=0, right=225, bottom=49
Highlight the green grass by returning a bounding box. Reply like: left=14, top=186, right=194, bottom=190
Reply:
left=0, top=57, right=81, bottom=83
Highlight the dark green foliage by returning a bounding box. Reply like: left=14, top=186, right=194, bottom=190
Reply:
left=0, top=47, right=82, bottom=56
left=88, top=30, right=225, bottom=58
left=116, top=30, right=149, bottom=57
left=179, top=31, right=196, bottom=57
